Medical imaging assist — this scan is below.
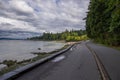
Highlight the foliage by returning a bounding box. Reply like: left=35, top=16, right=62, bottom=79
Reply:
left=86, top=0, right=120, bottom=46
left=28, top=30, right=88, bottom=42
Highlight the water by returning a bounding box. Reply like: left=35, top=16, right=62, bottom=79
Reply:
left=0, top=40, right=65, bottom=62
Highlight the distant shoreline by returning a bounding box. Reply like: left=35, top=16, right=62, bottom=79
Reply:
left=0, top=38, right=25, bottom=40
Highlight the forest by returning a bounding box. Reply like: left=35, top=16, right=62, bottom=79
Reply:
left=86, top=0, right=120, bottom=46
left=28, top=30, right=88, bottom=42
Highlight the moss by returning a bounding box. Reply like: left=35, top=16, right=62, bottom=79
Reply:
left=3, top=60, right=17, bottom=67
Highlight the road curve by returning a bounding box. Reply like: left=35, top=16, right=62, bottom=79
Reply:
left=16, top=42, right=100, bottom=80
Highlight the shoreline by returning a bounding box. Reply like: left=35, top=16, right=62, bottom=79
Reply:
left=0, top=40, right=66, bottom=62
left=0, top=44, right=70, bottom=76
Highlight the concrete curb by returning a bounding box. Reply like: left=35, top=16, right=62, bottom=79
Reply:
left=0, top=44, right=74, bottom=80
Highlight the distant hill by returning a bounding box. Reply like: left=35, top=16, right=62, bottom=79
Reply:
left=0, top=38, right=24, bottom=40
left=0, top=30, right=42, bottom=39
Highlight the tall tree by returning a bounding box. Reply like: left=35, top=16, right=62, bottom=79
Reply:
left=86, top=0, right=120, bottom=46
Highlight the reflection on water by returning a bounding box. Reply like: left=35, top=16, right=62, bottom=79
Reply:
left=0, top=40, right=65, bottom=62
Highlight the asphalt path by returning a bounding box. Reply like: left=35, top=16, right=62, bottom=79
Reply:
left=16, top=42, right=100, bottom=80
left=87, top=42, right=120, bottom=80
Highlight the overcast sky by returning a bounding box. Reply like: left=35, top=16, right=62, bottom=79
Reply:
left=0, top=0, right=89, bottom=38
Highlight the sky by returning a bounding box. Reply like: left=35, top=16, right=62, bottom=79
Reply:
left=0, top=0, right=90, bottom=39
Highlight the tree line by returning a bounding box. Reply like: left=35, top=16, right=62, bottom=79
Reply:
left=86, top=0, right=120, bottom=46
left=28, top=30, right=88, bottom=42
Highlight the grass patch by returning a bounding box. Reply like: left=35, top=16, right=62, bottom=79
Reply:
left=110, top=46, right=120, bottom=51
left=92, top=41, right=120, bottom=51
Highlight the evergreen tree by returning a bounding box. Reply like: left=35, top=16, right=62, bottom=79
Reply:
left=86, top=0, right=120, bottom=46
left=28, top=30, right=88, bottom=42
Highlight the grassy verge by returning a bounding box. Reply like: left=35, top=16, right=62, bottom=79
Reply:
left=0, top=44, right=69, bottom=76
left=92, top=41, right=120, bottom=51
left=109, top=46, right=120, bottom=51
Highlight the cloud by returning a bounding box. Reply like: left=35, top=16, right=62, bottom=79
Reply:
left=9, top=0, right=34, bottom=14
left=0, top=17, right=38, bottom=32
left=0, top=0, right=90, bottom=38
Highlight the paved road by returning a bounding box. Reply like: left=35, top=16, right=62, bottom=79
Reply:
left=87, top=42, right=120, bottom=80
left=16, top=42, right=100, bottom=80
left=16, top=41, right=120, bottom=80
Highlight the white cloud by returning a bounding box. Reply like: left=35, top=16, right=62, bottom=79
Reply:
left=0, top=0, right=90, bottom=38
left=9, top=0, right=34, bottom=14
left=0, top=17, right=38, bottom=32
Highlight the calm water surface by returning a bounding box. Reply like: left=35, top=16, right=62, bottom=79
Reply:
left=0, top=40, right=65, bottom=62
